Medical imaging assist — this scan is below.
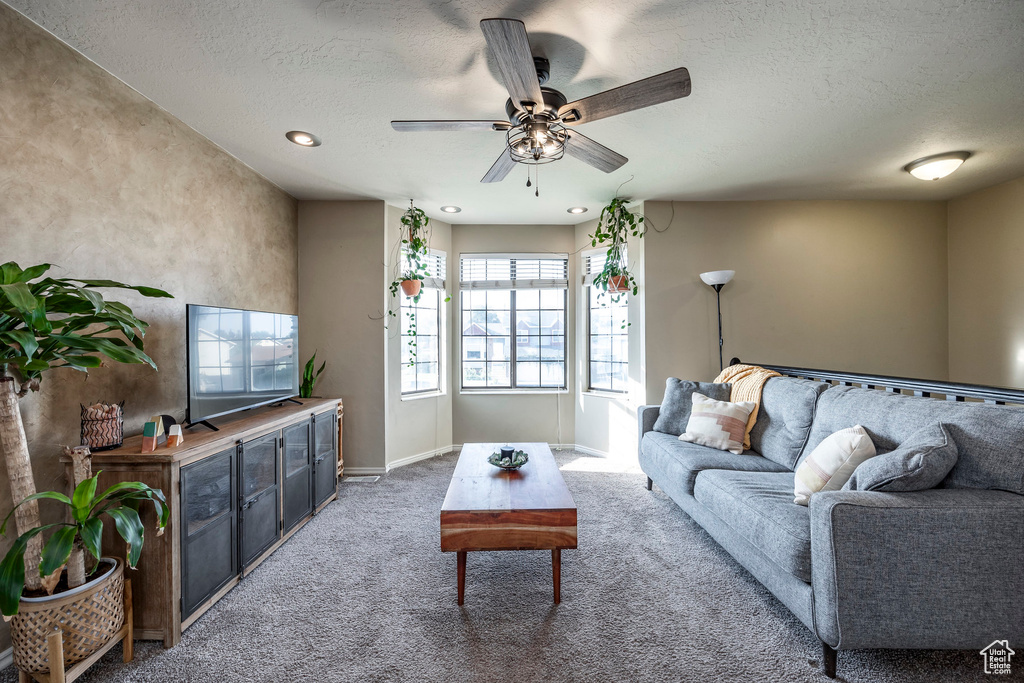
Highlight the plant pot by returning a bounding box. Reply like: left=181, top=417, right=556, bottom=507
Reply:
left=11, top=558, right=124, bottom=675
left=608, top=275, right=629, bottom=293
left=400, top=279, right=422, bottom=297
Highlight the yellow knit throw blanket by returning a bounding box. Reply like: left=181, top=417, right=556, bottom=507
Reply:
left=713, top=364, right=781, bottom=449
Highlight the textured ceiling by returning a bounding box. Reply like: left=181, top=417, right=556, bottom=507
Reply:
left=7, top=0, right=1024, bottom=224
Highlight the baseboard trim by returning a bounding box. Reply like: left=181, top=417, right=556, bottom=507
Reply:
left=569, top=444, right=610, bottom=458
left=386, top=445, right=456, bottom=471
left=0, top=646, right=12, bottom=672
left=343, top=467, right=387, bottom=476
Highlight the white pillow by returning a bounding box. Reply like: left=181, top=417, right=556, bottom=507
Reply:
left=794, top=425, right=877, bottom=505
left=679, top=393, right=757, bottom=455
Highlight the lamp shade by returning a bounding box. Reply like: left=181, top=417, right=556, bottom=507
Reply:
left=700, top=270, right=735, bottom=286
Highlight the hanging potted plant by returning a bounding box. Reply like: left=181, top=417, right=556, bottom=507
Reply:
left=385, top=201, right=449, bottom=367
left=0, top=261, right=172, bottom=677
left=589, top=197, right=644, bottom=302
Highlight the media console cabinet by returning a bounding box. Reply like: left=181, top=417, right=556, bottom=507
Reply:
left=67, top=398, right=343, bottom=647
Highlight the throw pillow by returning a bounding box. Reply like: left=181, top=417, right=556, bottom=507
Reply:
left=842, top=423, right=959, bottom=492
left=794, top=425, right=876, bottom=505
left=653, top=379, right=733, bottom=436
left=678, top=393, right=757, bottom=455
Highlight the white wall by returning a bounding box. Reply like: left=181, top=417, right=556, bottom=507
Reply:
left=384, top=205, right=454, bottom=467
left=572, top=208, right=646, bottom=462
left=450, top=224, right=576, bottom=446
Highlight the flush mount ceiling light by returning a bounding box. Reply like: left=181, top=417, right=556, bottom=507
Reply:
left=904, top=151, right=970, bottom=180
left=440, top=205, right=462, bottom=213
left=286, top=130, right=321, bottom=147
left=567, top=207, right=588, bottom=214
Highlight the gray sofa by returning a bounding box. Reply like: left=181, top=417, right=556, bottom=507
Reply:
left=638, top=375, right=1024, bottom=678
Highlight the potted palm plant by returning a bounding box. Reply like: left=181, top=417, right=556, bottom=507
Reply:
left=590, top=197, right=644, bottom=302
left=0, top=261, right=172, bottom=676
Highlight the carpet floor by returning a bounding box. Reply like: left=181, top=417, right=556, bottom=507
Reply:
left=1, top=450, right=996, bottom=682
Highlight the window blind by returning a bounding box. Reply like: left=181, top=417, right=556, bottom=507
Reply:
left=460, top=253, right=568, bottom=290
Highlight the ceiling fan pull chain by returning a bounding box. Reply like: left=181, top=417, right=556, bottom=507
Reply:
left=535, top=164, right=540, bottom=197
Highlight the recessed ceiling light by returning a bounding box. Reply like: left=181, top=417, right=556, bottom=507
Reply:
left=904, top=151, right=970, bottom=180
left=440, top=206, right=461, bottom=213
left=286, top=130, right=321, bottom=147
left=567, top=207, right=588, bottom=214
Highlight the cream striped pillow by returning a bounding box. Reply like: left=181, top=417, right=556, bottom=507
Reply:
left=794, top=425, right=877, bottom=505
left=679, top=393, right=757, bottom=455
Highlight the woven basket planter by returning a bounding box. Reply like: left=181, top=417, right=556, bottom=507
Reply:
left=11, top=558, right=124, bottom=675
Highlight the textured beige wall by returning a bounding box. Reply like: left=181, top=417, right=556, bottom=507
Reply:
left=0, top=3, right=297, bottom=650
left=643, top=200, right=949, bottom=403
left=948, top=176, right=1024, bottom=387
left=297, top=201, right=387, bottom=473
left=384, top=205, right=453, bottom=466
left=451, top=224, right=576, bottom=446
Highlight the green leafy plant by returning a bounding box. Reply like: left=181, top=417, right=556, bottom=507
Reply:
left=589, top=198, right=644, bottom=308
left=300, top=351, right=326, bottom=398
left=1, top=262, right=172, bottom=392
left=387, top=203, right=450, bottom=367
left=0, top=473, right=169, bottom=616
left=0, top=261, right=171, bottom=591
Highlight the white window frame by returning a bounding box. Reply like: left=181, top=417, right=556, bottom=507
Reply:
left=583, top=247, right=628, bottom=394
left=459, top=253, right=568, bottom=391
left=400, top=248, right=446, bottom=397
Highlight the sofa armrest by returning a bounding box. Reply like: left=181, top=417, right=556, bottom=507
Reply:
left=638, top=405, right=660, bottom=455
left=810, top=488, right=1024, bottom=650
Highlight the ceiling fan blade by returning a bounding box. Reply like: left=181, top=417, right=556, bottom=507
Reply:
left=564, top=131, right=628, bottom=173
left=391, top=120, right=510, bottom=132
left=559, top=67, right=691, bottom=125
left=481, top=148, right=517, bottom=183
left=480, top=19, right=544, bottom=109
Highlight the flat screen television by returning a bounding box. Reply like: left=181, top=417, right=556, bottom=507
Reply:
left=186, top=304, right=300, bottom=427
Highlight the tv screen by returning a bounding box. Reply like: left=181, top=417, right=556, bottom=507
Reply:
left=186, top=304, right=300, bottom=424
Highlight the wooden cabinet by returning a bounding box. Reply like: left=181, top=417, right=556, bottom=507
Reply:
left=68, top=399, right=342, bottom=647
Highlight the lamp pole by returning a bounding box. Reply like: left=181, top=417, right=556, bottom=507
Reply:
left=713, top=283, right=725, bottom=371
left=699, top=270, right=735, bottom=373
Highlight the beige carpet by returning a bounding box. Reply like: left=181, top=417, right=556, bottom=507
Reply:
left=1, top=450, right=992, bottom=682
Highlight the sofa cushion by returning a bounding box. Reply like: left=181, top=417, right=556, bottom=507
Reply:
left=748, top=377, right=829, bottom=470
left=640, top=432, right=788, bottom=496
left=679, top=393, right=757, bottom=454
left=694, top=470, right=812, bottom=582
left=794, top=426, right=877, bottom=505
left=652, top=378, right=732, bottom=436
left=803, top=386, right=1024, bottom=495
left=843, top=423, right=959, bottom=492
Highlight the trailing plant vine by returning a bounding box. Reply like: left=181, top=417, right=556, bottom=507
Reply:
left=387, top=202, right=449, bottom=367
left=589, top=198, right=644, bottom=324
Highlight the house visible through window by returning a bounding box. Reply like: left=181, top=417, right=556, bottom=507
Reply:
left=401, top=249, right=445, bottom=396
left=584, top=249, right=629, bottom=393
left=460, top=254, right=568, bottom=390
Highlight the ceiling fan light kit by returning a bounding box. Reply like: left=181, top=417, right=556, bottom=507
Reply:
left=391, top=18, right=691, bottom=189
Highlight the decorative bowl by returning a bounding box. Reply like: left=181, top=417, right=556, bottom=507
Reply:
left=488, top=449, right=529, bottom=470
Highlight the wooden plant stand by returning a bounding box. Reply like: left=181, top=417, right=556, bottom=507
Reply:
left=18, top=580, right=133, bottom=683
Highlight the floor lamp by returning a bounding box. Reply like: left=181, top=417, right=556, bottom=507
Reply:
left=700, top=270, right=735, bottom=371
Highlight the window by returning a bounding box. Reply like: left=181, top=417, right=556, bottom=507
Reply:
left=400, top=250, right=445, bottom=396
left=584, top=249, right=629, bottom=393
left=460, top=254, right=568, bottom=390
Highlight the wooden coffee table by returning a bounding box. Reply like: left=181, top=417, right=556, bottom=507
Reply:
left=440, top=443, right=577, bottom=604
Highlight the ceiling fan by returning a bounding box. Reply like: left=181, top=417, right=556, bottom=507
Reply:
left=391, top=18, right=692, bottom=184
